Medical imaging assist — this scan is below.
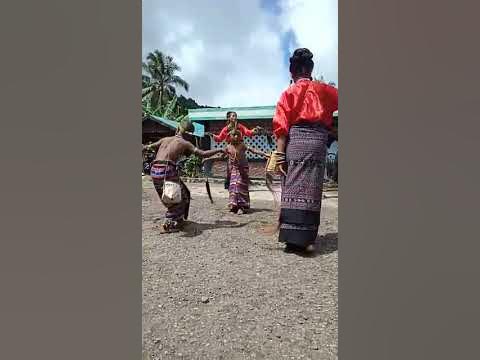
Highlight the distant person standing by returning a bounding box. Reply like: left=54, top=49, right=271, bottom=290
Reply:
left=223, top=129, right=269, bottom=214
left=208, top=111, right=260, bottom=143
left=270, top=48, right=338, bottom=253
left=207, top=111, right=261, bottom=189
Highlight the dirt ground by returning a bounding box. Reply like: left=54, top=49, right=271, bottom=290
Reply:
left=142, top=177, right=338, bottom=360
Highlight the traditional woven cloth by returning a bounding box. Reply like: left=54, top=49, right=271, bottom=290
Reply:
left=228, top=157, right=250, bottom=211
left=150, top=162, right=190, bottom=222
left=279, top=123, right=328, bottom=248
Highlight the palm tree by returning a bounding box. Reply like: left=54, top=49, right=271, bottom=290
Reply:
left=142, top=50, right=190, bottom=109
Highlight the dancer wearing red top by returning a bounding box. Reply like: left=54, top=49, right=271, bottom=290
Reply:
left=206, top=111, right=261, bottom=189
left=211, top=111, right=258, bottom=142
left=270, top=48, right=338, bottom=253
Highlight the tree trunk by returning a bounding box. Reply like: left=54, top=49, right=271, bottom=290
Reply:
left=150, top=90, right=160, bottom=110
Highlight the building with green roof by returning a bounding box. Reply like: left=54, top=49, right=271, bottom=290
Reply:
left=187, top=106, right=338, bottom=179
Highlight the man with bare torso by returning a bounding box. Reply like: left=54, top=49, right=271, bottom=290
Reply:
left=143, top=119, right=224, bottom=232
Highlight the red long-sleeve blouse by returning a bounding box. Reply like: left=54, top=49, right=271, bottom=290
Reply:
left=212, top=123, right=255, bottom=143
left=272, top=79, right=338, bottom=138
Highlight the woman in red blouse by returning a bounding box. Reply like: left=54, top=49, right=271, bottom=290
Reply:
left=208, top=111, right=259, bottom=143
left=207, top=111, right=261, bottom=189
left=271, top=48, right=338, bottom=253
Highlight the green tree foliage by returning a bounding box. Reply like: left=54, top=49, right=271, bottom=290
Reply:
left=142, top=50, right=190, bottom=109
left=142, top=95, right=188, bottom=123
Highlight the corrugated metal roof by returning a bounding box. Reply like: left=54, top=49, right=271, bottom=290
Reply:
left=143, top=115, right=205, bottom=137
left=188, top=106, right=338, bottom=121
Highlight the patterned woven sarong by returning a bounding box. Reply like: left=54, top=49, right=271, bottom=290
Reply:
left=279, top=123, right=328, bottom=248
left=228, top=158, right=250, bottom=210
left=150, top=161, right=190, bottom=222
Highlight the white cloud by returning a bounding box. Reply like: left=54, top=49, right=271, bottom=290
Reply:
left=142, top=0, right=337, bottom=107
left=279, top=0, right=338, bottom=84
left=176, top=39, right=205, bottom=78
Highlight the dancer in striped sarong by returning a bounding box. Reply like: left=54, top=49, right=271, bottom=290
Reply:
left=270, top=48, right=338, bottom=252
left=224, top=129, right=269, bottom=214
left=143, top=119, right=224, bottom=232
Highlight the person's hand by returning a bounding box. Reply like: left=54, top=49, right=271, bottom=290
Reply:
left=274, top=151, right=287, bottom=176
left=266, top=151, right=286, bottom=176
left=277, top=163, right=287, bottom=177
left=253, top=126, right=263, bottom=135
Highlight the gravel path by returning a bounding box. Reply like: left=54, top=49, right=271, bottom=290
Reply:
left=143, top=177, right=338, bottom=360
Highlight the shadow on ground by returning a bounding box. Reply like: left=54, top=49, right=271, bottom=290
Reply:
left=317, top=232, right=338, bottom=255
left=180, top=220, right=252, bottom=238
left=260, top=232, right=338, bottom=258
left=246, top=208, right=273, bottom=214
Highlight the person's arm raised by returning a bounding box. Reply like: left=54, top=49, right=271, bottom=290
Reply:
left=184, top=141, right=224, bottom=158
left=212, top=127, right=228, bottom=142
left=194, top=147, right=225, bottom=158
left=202, top=151, right=227, bottom=164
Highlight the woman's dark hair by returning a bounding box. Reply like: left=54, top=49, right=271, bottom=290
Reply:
left=226, top=111, right=237, bottom=119
left=289, top=48, right=314, bottom=77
